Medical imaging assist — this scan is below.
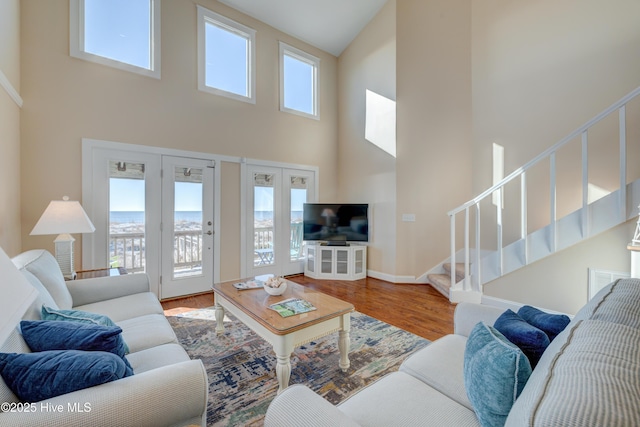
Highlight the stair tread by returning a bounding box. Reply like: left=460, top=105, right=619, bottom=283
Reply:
left=443, top=263, right=466, bottom=282
left=427, top=274, right=451, bottom=299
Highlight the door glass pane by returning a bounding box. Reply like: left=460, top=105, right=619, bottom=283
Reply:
left=290, top=176, right=307, bottom=261
left=173, top=167, right=204, bottom=279
left=254, top=173, right=274, bottom=266
left=109, top=161, right=146, bottom=273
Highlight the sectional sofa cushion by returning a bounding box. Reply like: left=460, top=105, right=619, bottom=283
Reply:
left=338, top=372, right=481, bottom=427
left=464, top=322, right=532, bottom=427
left=517, top=305, right=570, bottom=342
left=20, top=320, right=133, bottom=376
left=400, top=334, right=473, bottom=410
left=508, top=319, right=640, bottom=426
left=11, top=250, right=73, bottom=309
left=0, top=350, right=130, bottom=402
left=494, top=309, right=550, bottom=368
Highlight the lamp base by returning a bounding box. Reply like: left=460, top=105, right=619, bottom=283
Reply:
left=54, top=233, right=76, bottom=279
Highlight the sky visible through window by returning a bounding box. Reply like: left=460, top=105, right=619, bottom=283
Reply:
left=90, top=2, right=313, bottom=212
left=110, top=178, right=305, bottom=212
left=110, top=179, right=203, bottom=212
left=84, top=0, right=151, bottom=69
left=284, top=55, right=314, bottom=115
left=205, top=22, right=249, bottom=97
left=254, top=188, right=306, bottom=213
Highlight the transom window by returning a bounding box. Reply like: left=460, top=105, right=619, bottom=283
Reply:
left=197, top=6, right=256, bottom=104
left=279, top=42, right=320, bottom=120
left=70, top=0, right=160, bottom=78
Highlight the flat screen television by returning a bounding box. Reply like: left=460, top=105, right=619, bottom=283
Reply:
left=303, top=203, right=369, bottom=244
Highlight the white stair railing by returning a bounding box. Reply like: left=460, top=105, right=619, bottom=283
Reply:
left=448, top=85, right=640, bottom=295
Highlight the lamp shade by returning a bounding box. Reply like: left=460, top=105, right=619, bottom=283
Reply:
left=30, top=197, right=96, bottom=235
left=0, top=246, right=38, bottom=346
left=321, top=209, right=335, bottom=218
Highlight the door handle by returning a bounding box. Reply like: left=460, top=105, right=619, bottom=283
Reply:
left=206, top=230, right=213, bottom=235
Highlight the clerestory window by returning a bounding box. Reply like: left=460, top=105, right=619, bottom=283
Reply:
left=197, top=6, right=256, bottom=104
left=70, top=0, right=160, bottom=78
left=279, top=42, right=320, bottom=120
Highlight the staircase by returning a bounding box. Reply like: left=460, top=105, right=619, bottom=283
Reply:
left=428, top=263, right=464, bottom=299
left=430, top=85, right=640, bottom=303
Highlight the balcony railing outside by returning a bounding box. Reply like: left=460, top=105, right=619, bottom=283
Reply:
left=109, top=223, right=302, bottom=271
left=109, top=232, right=146, bottom=273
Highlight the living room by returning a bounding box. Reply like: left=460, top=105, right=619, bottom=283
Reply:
left=2, top=0, right=639, bottom=313
left=1, top=0, right=640, bottom=425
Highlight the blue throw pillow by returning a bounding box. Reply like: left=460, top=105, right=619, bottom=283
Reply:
left=494, top=309, right=550, bottom=368
left=517, top=305, right=570, bottom=342
left=464, top=322, right=532, bottom=427
left=41, top=306, right=130, bottom=354
left=20, top=320, right=133, bottom=376
left=0, top=350, right=129, bottom=402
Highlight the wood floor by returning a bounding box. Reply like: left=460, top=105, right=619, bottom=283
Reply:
left=161, top=275, right=456, bottom=342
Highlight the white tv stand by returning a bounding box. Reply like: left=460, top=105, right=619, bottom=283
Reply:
left=304, top=244, right=367, bottom=281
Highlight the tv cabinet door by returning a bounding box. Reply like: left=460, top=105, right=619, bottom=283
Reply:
left=306, top=246, right=316, bottom=274
left=304, top=244, right=367, bottom=280
left=335, top=249, right=350, bottom=277
left=320, top=248, right=334, bottom=276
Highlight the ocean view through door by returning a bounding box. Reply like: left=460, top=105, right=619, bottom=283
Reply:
left=160, top=157, right=214, bottom=299
left=247, top=165, right=315, bottom=277
left=84, top=144, right=216, bottom=299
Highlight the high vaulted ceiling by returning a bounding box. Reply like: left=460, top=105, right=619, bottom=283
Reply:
left=217, top=0, right=388, bottom=57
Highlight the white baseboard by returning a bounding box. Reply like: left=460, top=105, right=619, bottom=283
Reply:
left=481, top=295, right=571, bottom=317
left=480, top=295, right=524, bottom=311
left=367, top=269, right=423, bottom=284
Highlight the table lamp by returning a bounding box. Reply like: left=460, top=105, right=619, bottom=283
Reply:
left=321, top=208, right=335, bottom=226
left=30, top=196, right=96, bottom=279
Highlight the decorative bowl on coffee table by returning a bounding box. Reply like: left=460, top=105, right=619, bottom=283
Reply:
left=264, top=277, right=287, bottom=295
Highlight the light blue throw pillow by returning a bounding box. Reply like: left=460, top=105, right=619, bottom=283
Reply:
left=41, top=305, right=116, bottom=326
left=41, top=306, right=130, bottom=354
left=0, top=350, right=129, bottom=402
left=464, top=322, right=532, bottom=427
left=20, top=320, right=133, bottom=376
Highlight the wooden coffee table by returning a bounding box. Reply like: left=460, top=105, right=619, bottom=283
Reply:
left=211, top=277, right=354, bottom=394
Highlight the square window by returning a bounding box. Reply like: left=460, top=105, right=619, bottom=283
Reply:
left=197, top=6, right=256, bottom=104
left=279, top=42, right=320, bottom=120
left=70, top=0, right=160, bottom=78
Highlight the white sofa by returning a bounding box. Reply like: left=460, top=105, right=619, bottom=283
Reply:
left=0, top=249, right=208, bottom=427
left=265, top=278, right=640, bottom=426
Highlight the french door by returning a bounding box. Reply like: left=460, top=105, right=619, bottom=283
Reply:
left=246, top=165, right=315, bottom=277
left=160, top=156, right=214, bottom=299
left=83, top=146, right=215, bottom=299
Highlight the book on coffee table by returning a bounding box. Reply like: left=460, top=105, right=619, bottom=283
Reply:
left=269, top=298, right=317, bottom=318
left=233, top=279, right=265, bottom=290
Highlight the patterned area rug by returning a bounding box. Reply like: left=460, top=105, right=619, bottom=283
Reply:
left=167, top=308, right=430, bottom=426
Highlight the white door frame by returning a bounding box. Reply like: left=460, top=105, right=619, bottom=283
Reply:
left=240, top=158, right=318, bottom=278
left=82, top=138, right=230, bottom=296
left=160, top=156, right=215, bottom=299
